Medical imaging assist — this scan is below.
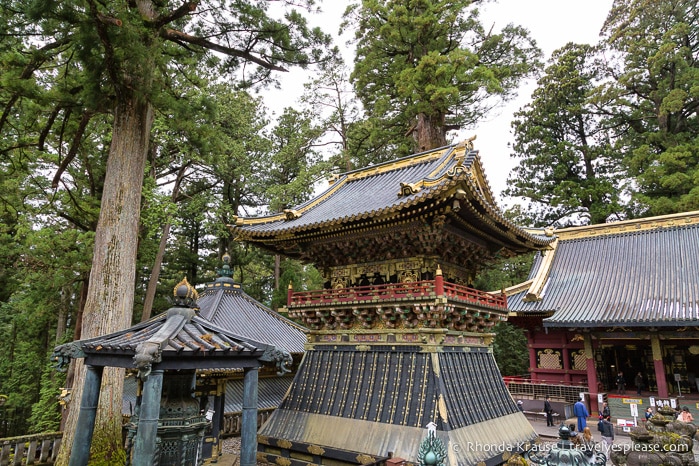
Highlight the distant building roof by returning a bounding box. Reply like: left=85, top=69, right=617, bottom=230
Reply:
left=197, top=256, right=307, bottom=354
left=229, top=140, right=555, bottom=269
left=507, top=211, right=699, bottom=327
left=53, top=278, right=292, bottom=375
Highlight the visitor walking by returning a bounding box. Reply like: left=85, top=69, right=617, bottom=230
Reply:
left=574, top=397, right=589, bottom=432
left=615, top=371, right=626, bottom=394
left=598, top=415, right=614, bottom=454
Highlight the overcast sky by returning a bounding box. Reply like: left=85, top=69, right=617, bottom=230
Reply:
left=262, top=0, right=615, bottom=205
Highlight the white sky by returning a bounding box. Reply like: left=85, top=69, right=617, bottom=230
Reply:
left=261, top=0, right=614, bottom=205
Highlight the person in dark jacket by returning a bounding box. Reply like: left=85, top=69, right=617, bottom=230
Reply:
left=544, top=396, right=554, bottom=426
left=598, top=415, right=614, bottom=453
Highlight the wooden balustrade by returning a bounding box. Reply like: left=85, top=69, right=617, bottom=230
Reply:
left=289, top=280, right=507, bottom=310
left=0, top=432, right=61, bottom=466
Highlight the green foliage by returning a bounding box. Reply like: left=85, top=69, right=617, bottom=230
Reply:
left=598, top=0, right=699, bottom=216
left=28, top=361, right=65, bottom=434
left=473, top=253, right=535, bottom=292
left=506, top=43, right=624, bottom=227
left=492, top=321, right=529, bottom=376
left=272, top=259, right=324, bottom=310
left=345, top=0, right=542, bottom=158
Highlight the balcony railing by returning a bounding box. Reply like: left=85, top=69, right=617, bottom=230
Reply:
left=287, top=279, right=507, bottom=310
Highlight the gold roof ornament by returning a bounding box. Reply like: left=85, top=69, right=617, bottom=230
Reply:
left=173, top=277, right=198, bottom=307
left=283, top=209, right=301, bottom=220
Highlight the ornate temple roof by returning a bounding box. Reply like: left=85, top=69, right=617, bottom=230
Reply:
left=197, top=257, right=307, bottom=354
left=229, top=140, right=555, bottom=268
left=259, top=345, right=536, bottom=465
left=507, top=211, right=699, bottom=327
left=53, top=278, right=293, bottom=376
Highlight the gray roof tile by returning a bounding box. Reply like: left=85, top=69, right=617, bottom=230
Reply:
left=508, top=215, right=699, bottom=327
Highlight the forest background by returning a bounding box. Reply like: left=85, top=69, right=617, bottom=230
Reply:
left=0, top=0, right=697, bottom=462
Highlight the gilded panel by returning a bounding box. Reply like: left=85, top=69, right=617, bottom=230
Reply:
left=537, top=349, right=562, bottom=369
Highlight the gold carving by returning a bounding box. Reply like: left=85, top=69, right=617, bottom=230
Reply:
left=356, top=345, right=371, bottom=351
left=356, top=454, right=377, bottom=465
left=277, top=439, right=292, bottom=449
left=284, top=209, right=301, bottom=220
left=307, top=445, right=325, bottom=455
left=438, top=393, right=448, bottom=422
left=275, top=458, right=292, bottom=466
left=257, top=435, right=270, bottom=445
left=456, top=134, right=477, bottom=150
left=399, top=182, right=422, bottom=196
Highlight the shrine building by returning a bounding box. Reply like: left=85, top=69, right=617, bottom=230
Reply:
left=229, top=140, right=555, bottom=465
left=507, top=211, right=699, bottom=412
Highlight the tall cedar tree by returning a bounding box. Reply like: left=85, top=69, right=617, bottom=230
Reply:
left=344, top=0, right=542, bottom=159
left=1, top=1, right=332, bottom=463
left=599, top=0, right=699, bottom=216
left=505, top=43, right=624, bottom=227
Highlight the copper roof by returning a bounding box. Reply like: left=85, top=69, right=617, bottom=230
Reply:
left=259, top=346, right=536, bottom=464
left=197, top=277, right=307, bottom=354
left=229, top=141, right=554, bottom=259
left=507, top=211, right=699, bottom=327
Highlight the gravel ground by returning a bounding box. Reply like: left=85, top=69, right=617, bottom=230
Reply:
left=220, top=437, right=273, bottom=465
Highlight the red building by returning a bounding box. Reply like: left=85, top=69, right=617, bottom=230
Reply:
left=507, top=212, right=699, bottom=413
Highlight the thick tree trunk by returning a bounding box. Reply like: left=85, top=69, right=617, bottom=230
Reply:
left=415, top=112, right=447, bottom=151
left=55, top=92, right=154, bottom=465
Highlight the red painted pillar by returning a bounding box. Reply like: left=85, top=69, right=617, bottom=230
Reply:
left=584, top=334, right=600, bottom=415
left=435, top=265, right=444, bottom=297
left=651, top=334, right=668, bottom=398
left=287, top=282, right=293, bottom=306
left=528, top=332, right=538, bottom=383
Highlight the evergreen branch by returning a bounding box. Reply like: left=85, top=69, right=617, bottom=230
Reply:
left=151, top=1, right=198, bottom=29
left=160, top=28, right=288, bottom=72
left=0, top=38, right=71, bottom=132
left=52, top=111, right=94, bottom=189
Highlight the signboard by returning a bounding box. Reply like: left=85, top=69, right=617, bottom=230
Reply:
left=622, top=398, right=642, bottom=404
left=630, top=403, right=638, bottom=418
left=617, top=418, right=635, bottom=432
left=650, top=397, right=677, bottom=409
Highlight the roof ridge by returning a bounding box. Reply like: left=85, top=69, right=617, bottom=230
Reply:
left=554, top=211, right=699, bottom=240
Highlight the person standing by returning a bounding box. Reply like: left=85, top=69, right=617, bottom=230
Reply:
left=574, top=397, right=589, bottom=432
left=678, top=406, right=694, bottom=423
left=580, top=427, right=596, bottom=457
left=598, top=415, right=615, bottom=454
left=616, top=371, right=626, bottom=394
left=601, top=401, right=611, bottom=419
left=634, top=372, right=644, bottom=395
left=544, top=396, right=554, bottom=427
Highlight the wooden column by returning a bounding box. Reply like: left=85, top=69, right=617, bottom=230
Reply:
left=69, top=365, right=103, bottom=466
left=584, top=334, right=600, bottom=414
left=651, top=334, right=668, bottom=398
left=133, top=370, right=164, bottom=466
left=241, top=366, right=259, bottom=466
left=528, top=333, right=537, bottom=382
left=562, top=333, right=571, bottom=384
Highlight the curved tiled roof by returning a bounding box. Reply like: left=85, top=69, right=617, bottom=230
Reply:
left=230, top=141, right=554, bottom=254
left=197, top=277, right=307, bottom=354
left=508, top=212, right=699, bottom=327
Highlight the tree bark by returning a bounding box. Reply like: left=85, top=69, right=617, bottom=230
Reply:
left=55, top=91, right=154, bottom=465
left=415, top=112, right=447, bottom=151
